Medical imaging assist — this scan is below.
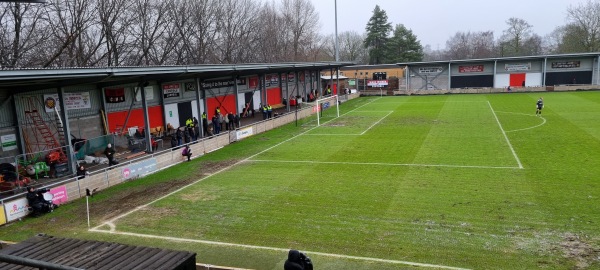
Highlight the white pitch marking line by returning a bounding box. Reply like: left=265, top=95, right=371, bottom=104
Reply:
left=304, top=133, right=360, bottom=136
left=360, top=111, right=393, bottom=135
left=250, top=159, right=521, bottom=170
left=91, top=97, right=382, bottom=231
left=89, top=229, right=471, bottom=270
left=487, top=102, right=523, bottom=169
left=495, top=111, right=547, bottom=133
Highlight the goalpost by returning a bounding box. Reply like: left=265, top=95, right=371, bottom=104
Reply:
left=312, top=95, right=339, bottom=126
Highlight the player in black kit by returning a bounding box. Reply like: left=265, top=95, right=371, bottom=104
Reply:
left=536, top=97, right=544, bottom=116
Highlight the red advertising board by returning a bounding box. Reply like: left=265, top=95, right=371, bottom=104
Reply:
left=458, top=65, right=484, bottom=73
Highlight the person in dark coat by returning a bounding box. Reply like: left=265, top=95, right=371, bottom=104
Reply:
left=26, top=186, right=54, bottom=214
left=227, top=112, right=235, bottom=130
left=170, top=135, right=178, bottom=148
left=76, top=165, right=89, bottom=179
left=104, top=143, right=118, bottom=166
left=284, top=250, right=312, bottom=270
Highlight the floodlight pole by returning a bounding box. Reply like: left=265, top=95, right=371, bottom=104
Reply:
left=334, top=0, right=339, bottom=62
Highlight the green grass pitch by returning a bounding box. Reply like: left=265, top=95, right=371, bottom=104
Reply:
left=4, top=91, right=600, bottom=270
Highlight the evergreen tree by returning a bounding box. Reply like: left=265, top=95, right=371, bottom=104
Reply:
left=364, top=5, right=392, bottom=64
left=385, top=24, right=424, bottom=63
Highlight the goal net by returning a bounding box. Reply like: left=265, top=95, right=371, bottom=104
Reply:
left=311, top=95, right=339, bottom=127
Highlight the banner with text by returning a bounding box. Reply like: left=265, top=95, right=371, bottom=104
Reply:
left=44, top=92, right=91, bottom=112
left=551, top=61, right=580, bottom=69
left=418, top=67, right=443, bottom=74
left=202, top=78, right=247, bottom=89
left=163, top=84, right=181, bottom=98
left=459, top=65, right=484, bottom=73
left=504, top=63, right=531, bottom=71
left=367, top=80, right=389, bottom=87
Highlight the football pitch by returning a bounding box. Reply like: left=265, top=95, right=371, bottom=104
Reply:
left=92, top=92, right=600, bottom=269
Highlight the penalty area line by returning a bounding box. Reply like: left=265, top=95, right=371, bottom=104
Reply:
left=89, top=228, right=470, bottom=270
left=487, top=101, right=523, bottom=169
left=249, top=159, right=521, bottom=170
left=91, top=97, right=382, bottom=231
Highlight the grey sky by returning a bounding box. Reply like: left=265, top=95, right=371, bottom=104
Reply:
left=310, top=0, right=588, bottom=50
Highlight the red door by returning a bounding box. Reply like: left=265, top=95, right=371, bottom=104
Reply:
left=510, top=73, right=526, bottom=87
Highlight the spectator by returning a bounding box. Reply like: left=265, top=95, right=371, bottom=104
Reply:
left=181, top=145, right=192, bottom=161
left=202, top=112, right=209, bottom=136
left=228, top=112, right=235, bottom=130
left=170, top=135, right=177, bottom=148
left=218, top=113, right=224, bottom=131
left=267, top=104, right=273, bottom=119
left=176, top=128, right=183, bottom=145
left=212, top=115, right=220, bottom=134
left=26, top=186, right=55, bottom=214
left=76, top=165, right=89, bottom=179
left=104, top=143, right=118, bottom=166
left=234, top=113, right=240, bottom=128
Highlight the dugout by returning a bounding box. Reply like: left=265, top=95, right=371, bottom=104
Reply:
left=0, top=234, right=196, bottom=269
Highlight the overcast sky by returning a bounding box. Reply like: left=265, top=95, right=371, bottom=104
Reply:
left=309, top=0, right=589, bottom=50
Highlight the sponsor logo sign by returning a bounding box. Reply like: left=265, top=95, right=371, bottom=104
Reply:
left=105, top=88, right=125, bottom=103
left=1, top=134, right=17, bottom=151
left=202, top=78, right=246, bottom=89
left=162, top=84, right=181, bottom=98
left=458, top=65, right=484, bottom=73
left=122, top=158, right=157, bottom=180
left=367, top=80, right=389, bottom=87
left=50, top=186, right=68, bottom=205
left=236, top=127, right=254, bottom=140
left=5, top=197, right=30, bottom=222
left=551, top=61, right=580, bottom=69
left=418, top=67, right=443, bottom=74
left=504, top=63, right=531, bottom=71
left=44, top=92, right=91, bottom=112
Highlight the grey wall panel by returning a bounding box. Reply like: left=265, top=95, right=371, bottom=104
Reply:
left=0, top=90, right=15, bottom=128
left=68, top=115, right=103, bottom=140
left=496, top=60, right=543, bottom=73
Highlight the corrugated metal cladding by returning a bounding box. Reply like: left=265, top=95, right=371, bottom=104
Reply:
left=104, top=82, right=161, bottom=113
left=0, top=90, right=15, bottom=128
left=0, top=235, right=196, bottom=270
left=14, top=86, right=103, bottom=124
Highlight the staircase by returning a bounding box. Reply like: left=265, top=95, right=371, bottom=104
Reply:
left=23, top=97, right=67, bottom=163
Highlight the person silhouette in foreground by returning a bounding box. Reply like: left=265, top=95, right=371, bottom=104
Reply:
left=284, top=249, right=313, bottom=270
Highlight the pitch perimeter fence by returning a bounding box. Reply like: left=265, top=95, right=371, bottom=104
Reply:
left=0, top=93, right=359, bottom=225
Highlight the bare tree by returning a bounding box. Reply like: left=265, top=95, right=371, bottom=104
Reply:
left=98, top=0, right=134, bottom=66
left=255, top=1, right=286, bottom=62
left=499, top=17, right=540, bottom=56
left=280, top=0, right=319, bottom=61
left=445, top=31, right=495, bottom=60
left=0, top=2, right=47, bottom=67
left=171, top=0, right=221, bottom=64
left=127, top=0, right=172, bottom=65
left=213, top=0, right=260, bottom=64
left=566, top=0, right=600, bottom=52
